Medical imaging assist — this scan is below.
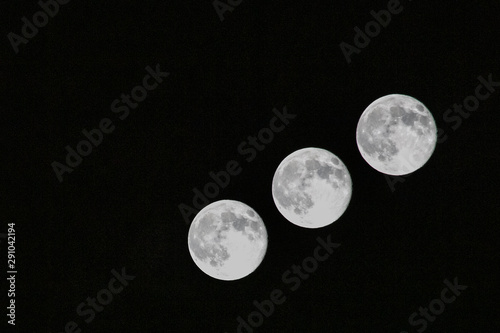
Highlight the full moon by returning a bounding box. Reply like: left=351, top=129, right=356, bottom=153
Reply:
left=356, top=94, right=437, bottom=175
left=187, top=200, right=268, bottom=281
left=272, top=148, right=352, bottom=228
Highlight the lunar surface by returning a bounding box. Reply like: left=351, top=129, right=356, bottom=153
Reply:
left=272, top=148, right=352, bottom=228
left=187, top=200, right=268, bottom=281
left=356, top=94, right=437, bottom=175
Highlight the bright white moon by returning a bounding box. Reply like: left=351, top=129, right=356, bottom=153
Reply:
left=187, top=200, right=268, bottom=281
left=272, top=148, right=352, bottom=228
left=356, top=94, right=437, bottom=175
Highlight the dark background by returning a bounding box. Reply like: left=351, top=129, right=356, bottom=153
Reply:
left=1, top=0, right=499, bottom=332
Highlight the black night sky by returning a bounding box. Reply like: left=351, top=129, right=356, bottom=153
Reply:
left=1, top=0, right=500, bottom=332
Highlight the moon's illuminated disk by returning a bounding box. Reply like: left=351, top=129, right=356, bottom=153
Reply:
left=272, top=148, right=352, bottom=228
left=356, top=94, right=437, bottom=175
left=187, top=200, right=268, bottom=281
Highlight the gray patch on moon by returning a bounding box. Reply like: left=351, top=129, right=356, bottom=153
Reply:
left=283, top=160, right=301, bottom=179
left=251, top=220, right=259, bottom=231
left=357, top=128, right=399, bottom=161
left=419, top=115, right=430, bottom=126
left=189, top=230, right=230, bottom=266
left=390, top=106, right=405, bottom=117
left=401, top=109, right=418, bottom=126
left=273, top=166, right=315, bottom=216
left=317, top=164, right=334, bottom=180
left=366, top=107, right=387, bottom=127
left=221, top=211, right=236, bottom=223
left=275, top=188, right=314, bottom=216
left=334, top=168, right=344, bottom=179
left=221, top=212, right=248, bottom=232
left=305, top=158, right=320, bottom=170
left=273, top=158, right=315, bottom=214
